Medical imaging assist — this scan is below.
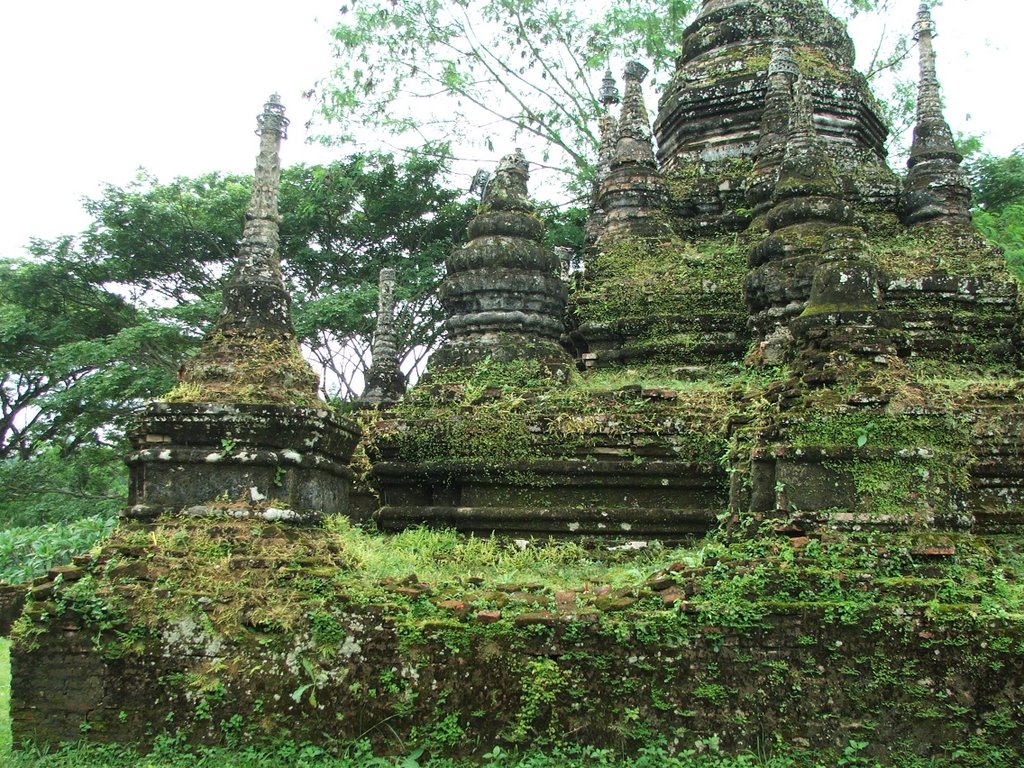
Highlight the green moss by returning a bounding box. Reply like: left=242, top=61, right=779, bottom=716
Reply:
left=575, top=235, right=751, bottom=334
left=665, top=158, right=756, bottom=202
left=866, top=223, right=1011, bottom=279
left=792, top=45, right=855, bottom=83
left=680, top=43, right=772, bottom=88
left=784, top=411, right=968, bottom=453
left=364, top=360, right=765, bottom=474
left=168, top=332, right=321, bottom=407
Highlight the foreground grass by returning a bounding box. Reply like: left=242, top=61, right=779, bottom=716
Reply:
left=4, top=739, right=883, bottom=768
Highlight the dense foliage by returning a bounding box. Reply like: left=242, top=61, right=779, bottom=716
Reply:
left=966, top=145, right=1024, bottom=280
left=0, top=153, right=474, bottom=583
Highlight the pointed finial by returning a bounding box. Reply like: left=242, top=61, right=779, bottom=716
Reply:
left=482, top=148, right=533, bottom=212
left=371, top=267, right=399, bottom=366
left=913, top=3, right=935, bottom=40
left=176, top=94, right=320, bottom=403
left=212, top=94, right=292, bottom=333
left=600, top=69, right=621, bottom=106
left=256, top=93, right=290, bottom=139
left=907, top=2, right=959, bottom=165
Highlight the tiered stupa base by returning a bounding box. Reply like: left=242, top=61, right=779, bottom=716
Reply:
left=125, top=402, right=360, bottom=523
left=365, top=368, right=736, bottom=539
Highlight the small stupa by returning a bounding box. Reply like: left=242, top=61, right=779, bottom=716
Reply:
left=430, top=149, right=569, bottom=368
left=124, top=95, right=360, bottom=523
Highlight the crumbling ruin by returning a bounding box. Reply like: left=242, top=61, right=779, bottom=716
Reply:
left=9, top=1, right=1024, bottom=761
left=124, top=95, right=360, bottom=523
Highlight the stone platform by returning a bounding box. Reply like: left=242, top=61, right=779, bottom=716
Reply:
left=10, top=519, right=1024, bottom=762
left=125, top=402, right=360, bottom=523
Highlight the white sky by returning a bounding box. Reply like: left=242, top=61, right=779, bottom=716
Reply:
left=0, top=0, right=1020, bottom=260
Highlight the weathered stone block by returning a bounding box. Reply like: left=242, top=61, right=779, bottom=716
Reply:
left=125, top=402, right=359, bottom=522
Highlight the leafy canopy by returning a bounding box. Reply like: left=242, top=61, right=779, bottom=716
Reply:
left=317, top=0, right=902, bottom=192
left=959, top=142, right=1024, bottom=281
left=0, top=152, right=473, bottom=535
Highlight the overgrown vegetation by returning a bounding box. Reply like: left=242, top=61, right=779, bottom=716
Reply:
left=0, top=731, right=919, bottom=768
left=574, top=235, right=752, bottom=328
left=7, top=518, right=1024, bottom=765
left=0, top=516, right=116, bottom=585
left=364, top=359, right=769, bottom=475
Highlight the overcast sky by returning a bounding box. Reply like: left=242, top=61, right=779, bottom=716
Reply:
left=0, top=0, right=1020, bottom=260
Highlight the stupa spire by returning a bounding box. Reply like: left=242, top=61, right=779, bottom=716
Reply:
left=595, top=62, right=670, bottom=240
left=903, top=5, right=971, bottom=225
left=747, top=41, right=799, bottom=211
left=613, top=61, right=657, bottom=168
left=745, top=78, right=855, bottom=362
left=177, top=94, right=319, bottom=404
left=218, top=93, right=294, bottom=336
left=222, top=95, right=290, bottom=333
left=359, top=268, right=405, bottom=406
left=584, top=71, right=622, bottom=251
left=597, top=69, right=621, bottom=176
left=913, top=5, right=943, bottom=130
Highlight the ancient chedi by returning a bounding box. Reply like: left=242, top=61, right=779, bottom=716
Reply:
left=177, top=94, right=318, bottom=403
left=597, top=61, right=671, bottom=241
left=124, top=95, right=360, bottom=522
left=373, top=0, right=1024, bottom=538
left=902, top=4, right=972, bottom=226
left=431, top=149, right=569, bottom=368
left=13, top=3, right=1024, bottom=760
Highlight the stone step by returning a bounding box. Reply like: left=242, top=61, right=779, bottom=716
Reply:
left=375, top=504, right=717, bottom=538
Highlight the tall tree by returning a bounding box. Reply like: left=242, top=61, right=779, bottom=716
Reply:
left=280, top=154, right=474, bottom=393
left=0, top=248, right=182, bottom=461
left=0, top=152, right=478, bottom=473
left=0, top=153, right=474, bottom=528
left=316, top=0, right=903, bottom=191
